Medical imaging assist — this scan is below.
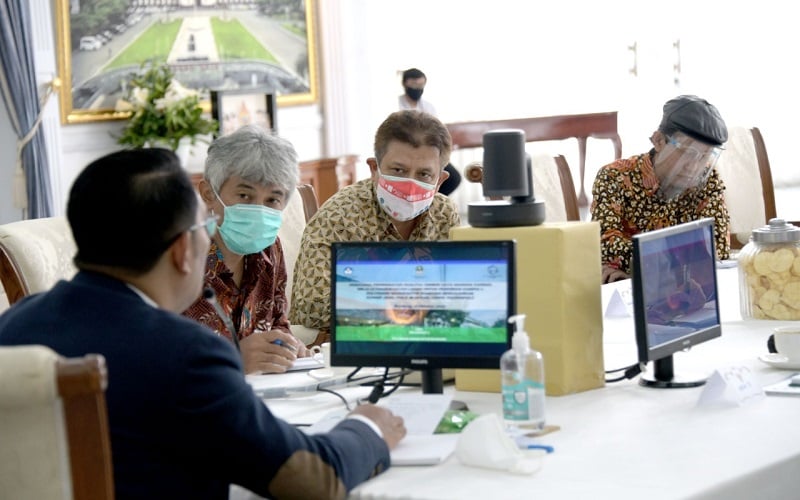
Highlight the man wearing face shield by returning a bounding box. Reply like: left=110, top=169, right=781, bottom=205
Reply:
left=591, top=95, right=731, bottom=284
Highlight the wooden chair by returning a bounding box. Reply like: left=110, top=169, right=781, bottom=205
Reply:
left=553, top=155, right=581, bottom=222
left=0, top=345, right=114, bottom=500
left=714, top=126, right=777, bottom=249
left=464, top=154, right=581, bottom=222
left=0, top=216, right=77, bottom=306
left=295, top=183, right=319, bottom=221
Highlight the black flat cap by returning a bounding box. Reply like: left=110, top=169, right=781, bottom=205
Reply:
left=659, top=95, right=728, bottom=146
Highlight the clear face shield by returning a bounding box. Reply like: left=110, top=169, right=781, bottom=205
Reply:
left=653, top=133, right=722, bottom=201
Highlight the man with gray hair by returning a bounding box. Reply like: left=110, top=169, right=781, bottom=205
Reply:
left=591, top=95, right=731, bottom=283
left=184, top=125, right=311, bottom=372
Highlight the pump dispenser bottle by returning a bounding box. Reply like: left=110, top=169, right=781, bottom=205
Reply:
left=500, top=314, right=545, bottom=429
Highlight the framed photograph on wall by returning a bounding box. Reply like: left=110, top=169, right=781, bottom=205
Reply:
left=210, top=89, right=277, bottom=136
left=54, top=0, right=318, bottom=124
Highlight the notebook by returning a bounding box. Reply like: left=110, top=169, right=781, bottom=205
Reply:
left=287, top=356, right=325, bottom=372
left=306, top=393, right=458, bottom=465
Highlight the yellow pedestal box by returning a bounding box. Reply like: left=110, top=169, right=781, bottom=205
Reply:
left=451, top=222, right=605, bottom=396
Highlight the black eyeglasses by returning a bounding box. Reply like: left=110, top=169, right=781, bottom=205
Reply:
left=163, top=215, right=219, bottom=251
left=187, top=215, right=219, bottom=238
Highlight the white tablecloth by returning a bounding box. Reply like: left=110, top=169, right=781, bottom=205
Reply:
left=239, top=267, right=800, bottom=500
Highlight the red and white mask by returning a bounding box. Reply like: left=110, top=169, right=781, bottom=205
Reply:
left=376, top=172, right=437, bottom=221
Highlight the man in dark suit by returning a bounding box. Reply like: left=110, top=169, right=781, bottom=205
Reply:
left=0, top=149, right=406, bottom=500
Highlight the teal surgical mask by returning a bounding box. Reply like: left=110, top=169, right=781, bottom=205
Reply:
left=214, top=190, right=282, bottom=255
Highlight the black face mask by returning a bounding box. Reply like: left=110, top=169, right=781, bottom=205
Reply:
left=404, top=86, right=424, bottom=102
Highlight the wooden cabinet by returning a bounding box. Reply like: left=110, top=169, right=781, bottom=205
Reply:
left=299, top=155, right=359, bottom=206
left=299, top=158, right=339, bottom=206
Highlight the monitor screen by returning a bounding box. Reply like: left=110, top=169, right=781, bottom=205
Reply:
left=631, top=218, right=721, bottom=388
left=330, top=240, right=516, bottom=393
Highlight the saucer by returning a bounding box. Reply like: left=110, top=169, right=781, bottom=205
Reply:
left=758, top=353, right=800, bottom=370
left=307, top=368, right=335, bottom=380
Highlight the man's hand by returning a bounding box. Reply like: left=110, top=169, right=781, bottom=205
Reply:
left=239, top=330, right=299, bottom=374
left=350, top=404, right=407, bottom=450
left=602, top=264, right=631, bottom=284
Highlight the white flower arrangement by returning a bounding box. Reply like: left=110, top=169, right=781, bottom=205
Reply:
left=115, top=64, right=217, bottom=151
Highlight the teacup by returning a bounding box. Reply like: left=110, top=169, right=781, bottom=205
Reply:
left=309, top=342, right=331, bottom=368
left=773, top=326, right=800, bottom=361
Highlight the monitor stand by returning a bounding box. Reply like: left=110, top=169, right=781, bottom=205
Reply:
left=419, top=368, right=469, bottom=411
left=639, top=356, right=708, bottom=388
left=420, top=368, right=444, bottom=394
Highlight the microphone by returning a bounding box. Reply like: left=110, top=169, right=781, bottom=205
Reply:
left=203, top=288, right=240, bottom=352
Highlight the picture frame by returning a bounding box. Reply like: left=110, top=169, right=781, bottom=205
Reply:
left=210, top=89, right=277, bottom=136
left=54, top=0, right=319, bottom=124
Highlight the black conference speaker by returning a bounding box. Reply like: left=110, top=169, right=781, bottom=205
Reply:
left=467, top=128, right=545, bottom=227
left=482, top=129, right=529, bottom=199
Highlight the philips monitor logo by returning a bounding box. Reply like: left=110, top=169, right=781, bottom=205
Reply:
left=410, top=359, right=429, bottom=366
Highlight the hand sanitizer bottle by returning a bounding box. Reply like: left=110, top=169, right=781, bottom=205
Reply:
left=500, top=314, right=545, bottom=430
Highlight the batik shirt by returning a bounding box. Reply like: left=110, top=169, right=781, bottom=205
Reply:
left=590, top=151, right=730, bottom=274
left=183, top=239, right=291, bottom=341
left=289, top=178, right=461, bottom=331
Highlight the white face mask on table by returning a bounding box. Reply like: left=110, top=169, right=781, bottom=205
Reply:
left=455, top=414, right=545, bottom=475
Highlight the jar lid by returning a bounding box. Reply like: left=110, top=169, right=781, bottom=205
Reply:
left=751, top=218, right=800, bottom=243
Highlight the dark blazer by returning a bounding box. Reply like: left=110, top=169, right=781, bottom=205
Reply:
left=0, top=271, right=389, bottom=500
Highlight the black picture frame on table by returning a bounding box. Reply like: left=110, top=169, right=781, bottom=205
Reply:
left=210, top=89, right=277, bottom=137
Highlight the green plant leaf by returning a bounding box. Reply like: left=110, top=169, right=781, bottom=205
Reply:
left=116, top=62, right=218, bottom=151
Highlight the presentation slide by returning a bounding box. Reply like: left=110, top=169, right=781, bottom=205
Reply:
left=334, top=261, right=508, bottom=344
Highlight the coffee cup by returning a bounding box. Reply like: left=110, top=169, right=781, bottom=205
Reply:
left=308, top=342, right=334, bottom=380
left=773, top=326, right=800, bottom=361
left=309, top=342, right=331, bottom=368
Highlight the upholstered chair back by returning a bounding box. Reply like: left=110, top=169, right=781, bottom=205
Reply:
left=714, top=126, right=776, bottom=249
left=279, top=184, right=320, bottom=345
left=0, top=345, right=113, bottom=499
left=0, top=216, right=77, bottom=305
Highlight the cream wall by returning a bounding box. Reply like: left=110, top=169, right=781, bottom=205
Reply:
left=1, top=0, right=798, bottom=224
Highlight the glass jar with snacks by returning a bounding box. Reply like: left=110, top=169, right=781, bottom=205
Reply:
left=738, top=218, right=800, bottom=320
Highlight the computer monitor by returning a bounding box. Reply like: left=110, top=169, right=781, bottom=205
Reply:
left=330, top=240, right=516, bottom=394
left=631, top=218, right=722, bottom=388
